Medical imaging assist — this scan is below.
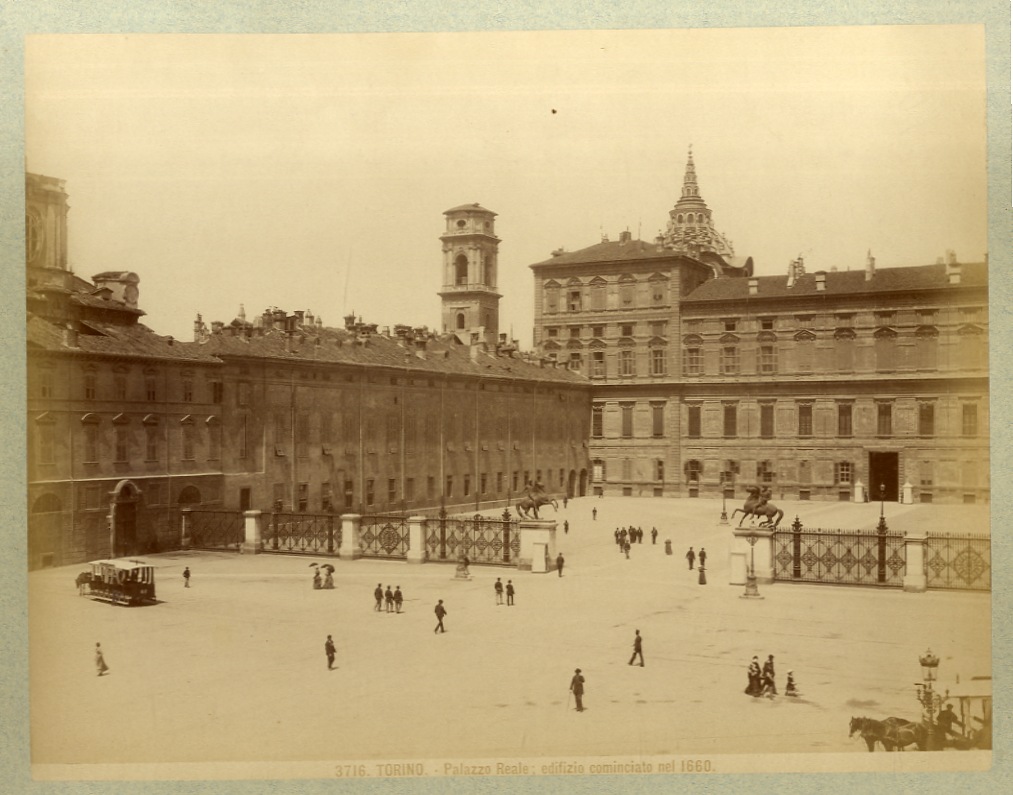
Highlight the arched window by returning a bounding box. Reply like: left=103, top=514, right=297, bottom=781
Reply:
left=795, top=330, right=816, bottom=372
left=32, top=493, right=62, bottom=513
left=834, top=328, right=855, bottom=372
left=456, top=313, right=466, bottom=330
left=874, top=327, right=897, bottom=371
left=957, top=325, right=984, bottom=371
left=178, top=485, right=201, bottom=505
left=914, top=326, right=939, bottom=370
left=454, top=254, right=468, bottom=286
left=544, top=281, right=560, bottom=314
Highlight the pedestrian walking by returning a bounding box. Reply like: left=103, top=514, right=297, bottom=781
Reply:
left=570, top=668, right=585, bottom=712
left=495, top=577, right=504, bottom=605
left=628, top=629, right=644, bottom=667
left=95, top=642, right=109, bottom=676
left=556, top=553, right=565, bottom=577
left=592, top=507, right=597, bottom=521
left=637, top=527, right=643, bottom=544
left=686, top=547, right=696, bottom=570
left=651, top=527, right=658, bottom=545
left=785, top=670, right=799, bottom=697
left=324, top=635, right=336, bottom=669
left=745, top=656, right=761, bottom=696
left=323, top=568, right=334, bottom=589
left=564, top=520, right=569, bottom=535
left=183, top=566, right=191, bottom=587
left=394, top=586, right=403, bottom=613
left=699, top=548, right=707, bottom=568
left=623, top=541, right=630, bottom=559
left=506, top=580, right=515, bottom=606
left=563, top=496, right=568, bottom=509
left=385, top=585, right=394, bottom=613
left=374, top=583, right=383, bottom=612
left=434, top=599, right=447, bottom=633
left=762, top=655, right=777, bottom=697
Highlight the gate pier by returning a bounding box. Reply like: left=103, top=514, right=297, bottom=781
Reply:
left=406, top=516, right=426, bottom=564
left=241, top=510, right=263, bottom=554
left=339, top=514, right=362, bottom=560
left=516, top=519, right=557, bottom=572
left=729, top=526, right=774, bottom=586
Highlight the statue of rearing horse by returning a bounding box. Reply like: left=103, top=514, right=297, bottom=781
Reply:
left=730, top=486, right=784, bottom=529
left=515, top=480, right=558, bottom=519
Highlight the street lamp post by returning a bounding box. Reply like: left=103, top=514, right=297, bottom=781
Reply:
left=915, top=648, right=946, bottom=751
left=740, top=532, right=763, bottom=599
left=719, top=491, right=729, bottom=525
left=877, top=482, right=888, bottom=533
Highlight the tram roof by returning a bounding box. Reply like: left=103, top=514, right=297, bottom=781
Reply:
left=89, top=559, right=154, bottom=570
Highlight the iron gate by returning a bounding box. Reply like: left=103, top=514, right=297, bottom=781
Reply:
left=359, top=513, right=410, bottom=559
left=265, top=512, right=340, bottom=556
left=772, top=517, right=906, bottom=587
left=186, top=509, right=243, bottom=551
left=925, top=532, right=991, bottom=591
left=424, top=509, right=520, bottom=565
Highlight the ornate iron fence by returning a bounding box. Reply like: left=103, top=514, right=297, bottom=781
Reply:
left=359, top=513, right=410, bottom=559
left=772, top=517, right=906, bottom=587
left=925, top=532, right=991, bottom=591
left=264, top=512, right=340, bottom=556
left=186, top=509, right=243, bottom=551
left=424, top=509, right=520, bottom=565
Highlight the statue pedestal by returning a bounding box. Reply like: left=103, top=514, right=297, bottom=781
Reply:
left=454, top=563, right=472, bottom=580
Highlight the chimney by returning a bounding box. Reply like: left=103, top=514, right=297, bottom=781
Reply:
left=551, top=248, right=565, bottom=257
left=211, top=320, right=224, bottom=334
left=748, top=278, right=759, bottom=296
left=815, top=272, right=826, bottom=292
left=91, top=271, right=139, bottom=308
left=947, top=261, right=961, bottom=284
left=619, top=230, right=632, bottom=245
left=62, top=324, right=78, bottom=348
left=865, top=250, right=876, bottom=281
left=294, top=310, right=305, bottom=325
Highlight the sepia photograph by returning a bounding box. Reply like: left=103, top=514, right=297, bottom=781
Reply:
left=6, top=4, right=1009, bottom=792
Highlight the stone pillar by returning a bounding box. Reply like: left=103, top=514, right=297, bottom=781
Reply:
left=339, top=514, right=362, bottom=560
left=181, top=507, right=192, bottom=549
left=517, top=519, right=556, bottom=572
left=902, top=481, right=914, bottom=505
left=903, top=533, right=927, bottom=592
left=731, top=526, right=774, bottom=585
left=406, top=516, right=427, bottom=564
left=854, top=480, right=866, bottom=503
left=241, top=510, right=263, bottom=555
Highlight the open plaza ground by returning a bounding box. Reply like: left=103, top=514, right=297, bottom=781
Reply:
left=29, top=496, right=991, bottom=777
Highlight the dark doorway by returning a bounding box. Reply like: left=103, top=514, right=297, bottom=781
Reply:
left=567, top=470, right=576, bottom=498
left=578, top=469, right=588, bottom=496
left=868, top=452, right=899, bottom=501
left=239, top=488, right=252, bottom=512
left=114, top=500, right=137, bottom=557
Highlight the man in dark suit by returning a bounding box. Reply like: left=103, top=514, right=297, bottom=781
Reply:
left=384, top=585, right=394, bottom=613
left=494, top=577, right=504, bottom=605
left=570, top=669, right=585, bottom=712
left=628, top=629, right=644, bottom=666
left=506, top=580, right=515, bottom=606
left=556, top=553, right=565, bottom=577
left=374, top=583, right=383, bottom=612
left=324, top=635, right=336, bottom=669
left=434, top=599, right=447, bottom=633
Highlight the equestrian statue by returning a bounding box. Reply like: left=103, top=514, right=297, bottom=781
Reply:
left=730, top=486, right=784, bottom=529
left=515, top=479, right=558, bottom=519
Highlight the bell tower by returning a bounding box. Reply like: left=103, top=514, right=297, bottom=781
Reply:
left=438, top=203, right=501, bottom=348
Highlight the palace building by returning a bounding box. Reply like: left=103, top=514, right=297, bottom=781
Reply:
left=531, top=150, right=989, bottom=504
left=25, top=174, right=591, bottom=570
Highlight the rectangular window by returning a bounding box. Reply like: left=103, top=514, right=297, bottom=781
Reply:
left=835, top=461, right=853, bottom=485
left=445, top=475, right=453, bottom=498
left=405, top=478, right=415, bottom=503
left=183, top=380, right=194, bottom=402
left=211, top=381, right=224, bottom=403
left=496, top=472, right=504, bottom=492
left=877, top=403, right=893, bottom=436
left=388, top=478, right=397, bottom=504
left=651, top=404, right=664, bottom=438
left=721, top=346, right=739, bottom=375
left=146, top=377, right=157, bottom=402
left=798, top=404, right=813, bottom=437
left=687, top=405, right=701, bottom=438
left=919, top=403, right=934, bottom=436
left=344, top=480, right=354, bottom=510
left=146, top=425, right=158, bottom=461
left=759, top=345, right=777, bottom=374
left=274, top=411, right=289, bottom=455
left=297, top=413, right=310, bottom=459
left=621, top=404, right=634, bottom=438
left=650, top=321, right=667, bottom=337
left=759, top=404, right=774, bottom=438
left=760, top=317, right=775, bottom=330
left=568, top=290, right=581, bottom=312
left=39, top=424, right=55, bottom=464
left=84, top=424, right=98, bottom=462
left=723, top=404, right=737, bottom=437
left=273, top=482, right=286, bottom=510
left=650, top=347, right=666, bottom=376
left=114, top=376, right=127, bottom=401
left=724, top=319, right=738, bottom=332
left=463, top=474, right=471, bottom=496
left=182, top=424, right=196, bottom=460
left=962, top=404, right=978, bottom=436
left=84, top=374, right=96, bottom=400
left=85, top=485, right=101, bottom=510
left=591, top=350, right=605, bottom=378
left=546, top=327, right=559, bottom=338
left=366, top=479, right=375, bottom=507
left=654, top=459, right=665, bottom=481
left=591, top=325, right=605, bottom=337
left=480, top=473, right=488, bottom=494
left=298, top=483, right=309, bottom=512
left=40, top=371, right=54, bottom=399
left=621, top=323, right=634, bottom=337
left=512, top=471, right=519, bottom=492
left=591, top=405, right=603, bottom=438
left=237, top=382, right=250, bottom=406
left=652, top=282, right=665, bottom=304
left=427, top=476, right=435, bottom=500
left=619, top=349, right=635, bottom=376
left=208, top=423, right=220, bottom=460
left=569, top=326, right=581, bottom=338
left=568, top=352, right=582, bottom=371
left=115, top=426, right=128, bottom=463
left=838, top=403, right=853, bottom=437
left=684, top=348, right=702, bottom=375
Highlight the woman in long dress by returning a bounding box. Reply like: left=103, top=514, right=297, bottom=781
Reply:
left=95, top=642, right=109, bottom=676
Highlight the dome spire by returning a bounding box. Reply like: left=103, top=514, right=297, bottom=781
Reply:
left=682, top=144, right=699, bottom=199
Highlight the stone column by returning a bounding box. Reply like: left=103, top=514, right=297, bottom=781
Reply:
left=903, top=533, right=927, bottom=592
left=406, top=516, right=427, bottom=564
left=180, top=507, right=192, bottom=549
left=339, top=514, right=362, bottom=560
left=241, top=510, right=263, bottom=555
left=731, top=526, right=775, bottom=585
left=517, top=519, right=556, bottom=572
left=902, top=481, right=914, bottom=505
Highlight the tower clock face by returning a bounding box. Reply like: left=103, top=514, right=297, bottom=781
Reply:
left=26, top=208, right=44, bottom=264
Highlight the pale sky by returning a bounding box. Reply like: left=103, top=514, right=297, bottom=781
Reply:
left=25, top=27, right=987, bottom=345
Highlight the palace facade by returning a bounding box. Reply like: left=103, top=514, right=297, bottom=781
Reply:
left=531, top=150, right=989, bottom=504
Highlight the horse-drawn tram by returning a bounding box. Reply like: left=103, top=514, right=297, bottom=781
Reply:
left=77, top=559, right=157, bottom=606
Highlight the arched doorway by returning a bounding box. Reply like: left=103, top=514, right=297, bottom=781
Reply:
left=567, top=470, right=577, bottom=498
left=178, top=485, right=201, bottom=506
left=111, top=480, right=142, bottom=558
left=578, top=469, right=588, bottom=496
left=30, top=493, right=62, bottom=569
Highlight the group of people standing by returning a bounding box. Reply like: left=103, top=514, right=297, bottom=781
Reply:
left=685, top=547, right=707, bottom=570
left=373, top=583, right=404, bottom=613
left=614, top=526, right=656, bottom=557
left=493, top=577, right=516, bottom=606
left=745, top=654, right=797, bottom=698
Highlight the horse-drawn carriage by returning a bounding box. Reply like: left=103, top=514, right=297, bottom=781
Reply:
left=76, top=559, right=157, bottom=606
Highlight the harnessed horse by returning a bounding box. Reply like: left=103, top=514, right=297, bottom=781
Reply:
left=849, top=716, right=925, bottom=751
